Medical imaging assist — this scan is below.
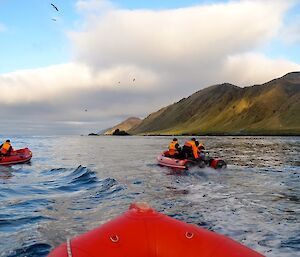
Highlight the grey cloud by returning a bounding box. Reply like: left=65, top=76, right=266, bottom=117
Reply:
left=0, top=0, right=300, bottom=135
left=0, top=87, right=172, bottom=135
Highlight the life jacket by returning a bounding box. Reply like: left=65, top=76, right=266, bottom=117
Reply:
left=168, top=141, right=179, bottom=155
left=184, top=141, right=195, bottom=148
left=184, top=140, right=199, bottom=158
left=1, top=142, right=11, bottom=155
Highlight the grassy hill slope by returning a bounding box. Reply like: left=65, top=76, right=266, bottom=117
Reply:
left=129, top=72, right=300, bottom=135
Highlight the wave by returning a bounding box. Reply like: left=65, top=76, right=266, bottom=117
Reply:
left=4, top=243, right=51, bottom=257
left=54, top=165, right=98, bottom=191
left=40, top=165, right=99, bottom=193
left=0, top=215, right=53, bottom=230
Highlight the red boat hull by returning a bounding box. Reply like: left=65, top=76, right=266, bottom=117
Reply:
left=0, top=148, right=32, bottom=165
left=157, top=151, right=189, bottom=169
left=48, top=202, right=264, bottom=257
left=157, top=151, right=226, bottom=169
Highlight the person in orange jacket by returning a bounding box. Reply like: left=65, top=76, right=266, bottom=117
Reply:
left=196, top=140, right=205, bottom=151
left=0, top=139, right=13, bottom=156
left=168, top=138, right=181, bottom=158
left=195, top=140, right=207, bottom=162
left=182, top=138, right=199, bottom=159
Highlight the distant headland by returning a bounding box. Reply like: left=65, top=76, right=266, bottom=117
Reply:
left=98, top=72, right=300, bottom=136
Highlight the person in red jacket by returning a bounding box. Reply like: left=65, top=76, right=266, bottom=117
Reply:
left=0, top=139, right=13, bottom=156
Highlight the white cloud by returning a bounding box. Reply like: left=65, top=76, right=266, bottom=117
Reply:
left=70, top=0, right=291, bottom=69
left=0, top=0, right=299, bottom=134
left=0, top=62, right=159, bottom=104
left=67, top=0, right=298, bottom=94
left=0, top=63, right=90, bottom=104
left=222, top=52, right=300, bottom=85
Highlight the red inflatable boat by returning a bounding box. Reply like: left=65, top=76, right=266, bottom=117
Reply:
left=157, top=150, right=226, bottom=170
left=0, top=148, right=32, bottom=165
left=48, top=202, right=264, bottom=257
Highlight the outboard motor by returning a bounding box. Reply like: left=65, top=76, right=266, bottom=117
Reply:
left=210, top=158, right=227, bottom=169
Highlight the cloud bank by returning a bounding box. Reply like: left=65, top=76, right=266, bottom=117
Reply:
left=0, top=0, right=299, bottom=134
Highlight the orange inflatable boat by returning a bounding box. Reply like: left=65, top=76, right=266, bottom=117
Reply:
left=0, top=148, right=32, bottom=165
left=48, top=202, right=264, bottom=257
left=157, top=150, right=227, bottom=170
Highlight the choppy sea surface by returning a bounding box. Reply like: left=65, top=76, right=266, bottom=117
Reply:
left=0, top=136, right=299, bottom=257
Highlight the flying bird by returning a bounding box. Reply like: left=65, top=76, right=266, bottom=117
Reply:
left=51, top=3, right=59, bottom=11
left=51, top=18, right=57, bottom=21
left=85, top=109, right=88, bottom=112
left=133, top=78, right=136, bottom=82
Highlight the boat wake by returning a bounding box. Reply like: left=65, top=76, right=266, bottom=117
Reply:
left=0, top=165, right=124, bottom=257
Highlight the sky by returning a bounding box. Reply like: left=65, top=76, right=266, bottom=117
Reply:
left=0, top=0, right=300, bottom=135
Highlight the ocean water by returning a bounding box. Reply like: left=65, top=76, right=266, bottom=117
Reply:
left=0, top=135, right=299, bottom=257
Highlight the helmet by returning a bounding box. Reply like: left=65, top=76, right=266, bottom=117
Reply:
left=6, top=139, right=10, bottom=143
left=173, top=138, right=178, bottom=141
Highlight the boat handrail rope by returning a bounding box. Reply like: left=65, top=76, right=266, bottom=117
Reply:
left=67, top=238, right=73, bottom=257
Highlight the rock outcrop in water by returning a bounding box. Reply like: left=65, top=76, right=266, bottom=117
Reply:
left=112, top=128, right=129, bottom=136
left=129, top=72, right=300, bottom=135
left=104, top=117, right=142, bottom=135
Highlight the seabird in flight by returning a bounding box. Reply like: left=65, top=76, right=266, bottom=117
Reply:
left=51, top=3, right=59, bottom=11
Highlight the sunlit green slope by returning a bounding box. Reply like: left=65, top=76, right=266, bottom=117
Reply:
left=130, top=72, right=300, bottom=135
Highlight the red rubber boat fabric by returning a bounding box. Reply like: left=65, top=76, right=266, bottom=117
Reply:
left=48, top=203, right=264, bottom=257
left=0, top=148, right=32, bottom=165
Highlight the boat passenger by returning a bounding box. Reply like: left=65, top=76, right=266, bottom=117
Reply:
left=168, top=138, right=181, bottom=158
left=198, top=143, right=205, bottom=151
left=182, top=138, right=199, bottom=159
left=0, top=139, right=13, bottom=156
left=196, top=140, right=205, bottom=151
left=196, top=140, right=207, bottom=162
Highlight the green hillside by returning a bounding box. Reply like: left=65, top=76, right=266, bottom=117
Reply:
left=129, top=72, right=300, bottom=135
